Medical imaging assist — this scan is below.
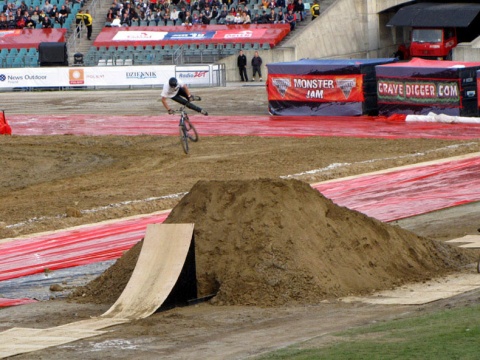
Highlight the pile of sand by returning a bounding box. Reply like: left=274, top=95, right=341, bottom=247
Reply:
left=73, top=178, right=473, bottom=306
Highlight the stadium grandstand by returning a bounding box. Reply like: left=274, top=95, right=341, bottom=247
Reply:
left=0, top=0, right=318, bottom=68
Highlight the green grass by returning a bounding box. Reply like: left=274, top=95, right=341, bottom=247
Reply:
left=256, top=304, right=480, bottom=359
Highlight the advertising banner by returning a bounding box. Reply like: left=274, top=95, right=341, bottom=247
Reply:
left=376, top=58, right=480, bottom=117
left=267, top=74, right=364, bottom=103
left=377, top=78, right=460, bottom=106
left=0, top=64, right=217, bottom=89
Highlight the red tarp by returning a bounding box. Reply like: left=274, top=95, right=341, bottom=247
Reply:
left=8, top=114, right=480, bottom=140
left=0, top=28, right=66, bottom=50
left=0, top=298, right=37, bottom=307
left=93, top=24, right=290, bottom=48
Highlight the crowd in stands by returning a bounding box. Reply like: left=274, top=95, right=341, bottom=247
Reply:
left=0, top=0, right=82, bottom=29
left=105, top=0, right=314, bottom=31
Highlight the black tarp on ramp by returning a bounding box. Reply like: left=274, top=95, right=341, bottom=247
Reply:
left=266, top=58, right=397, bottom=116
left=376, top=58, right=480, bottom=117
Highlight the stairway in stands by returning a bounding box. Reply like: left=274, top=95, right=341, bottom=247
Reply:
left=67, top=0, right=113, bottom=65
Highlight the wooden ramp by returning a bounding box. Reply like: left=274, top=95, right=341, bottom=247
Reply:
left=0, top=223, right=194, bottom=359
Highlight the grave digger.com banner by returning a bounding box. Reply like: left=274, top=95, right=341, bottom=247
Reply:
left=267, top=74, right=365, bottom=102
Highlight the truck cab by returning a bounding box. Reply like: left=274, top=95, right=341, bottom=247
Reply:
left=409, top=27, right=457, bottom=60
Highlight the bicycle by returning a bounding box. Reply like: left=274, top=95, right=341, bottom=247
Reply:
left=177, top=104, right=199, bottom=154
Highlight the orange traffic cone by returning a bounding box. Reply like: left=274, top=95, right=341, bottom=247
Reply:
left=0, top=110, right=12, bottom=135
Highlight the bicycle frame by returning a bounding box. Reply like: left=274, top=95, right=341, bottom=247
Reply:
left=177, top=105, right=199, bottom=154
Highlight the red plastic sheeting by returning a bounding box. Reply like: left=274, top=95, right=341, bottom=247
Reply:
left=2, top=156, right=480, bottom=286
left=0, top=298, right=37, bottom=307
left=0, top=28, right=66, bottom=50
left=93, top=24, right=290, bottom=48
left=0, top=212, right=169, bottom=282
left=313, top=156, right=480, bottom=222
left=8, top=114, right=480, bottom=140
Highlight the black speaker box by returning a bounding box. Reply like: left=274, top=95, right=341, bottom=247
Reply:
left=39, top=42, right=68, bottom=67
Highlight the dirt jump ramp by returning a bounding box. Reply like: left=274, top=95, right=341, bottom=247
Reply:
left=0, top=223, right=195, bottom=359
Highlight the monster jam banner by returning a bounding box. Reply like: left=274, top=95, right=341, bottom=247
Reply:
left=266, top=58, right=397, bottom=116
left=376, top=58, right=480, bottom=117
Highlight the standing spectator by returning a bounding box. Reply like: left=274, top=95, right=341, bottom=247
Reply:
left=310, top=0, right=319, bottom=20
left=83, top=9, right=93, bottom=40
left=251, top=51, right=263, bottom=82
left=237, top=50, right=248, bottom=82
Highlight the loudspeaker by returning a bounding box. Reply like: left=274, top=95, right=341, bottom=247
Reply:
left=39, top=42, right=68, bottom=67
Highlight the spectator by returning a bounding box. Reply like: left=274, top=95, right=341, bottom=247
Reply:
left=212, top=5, right=219, bottom=20
left=182, top=10, right=192, bottom=25
left=251, top=12, right=262, bottom=24
left=106, top=8, right=115, bottom=25
left=16, top=13, right=26, bottom=28
left=216, top=4, right=228, bottom=24
left=153, top=10, right=161, bottom=25
left=251, top=50, right=263, bottom=82
left=31, top=10, right=39, bottom=24
left=178, top=6, right=187, bottom=23
left=237, top=50, right=248, bottom=82
left=275, top=9, right=284, bottom=23
left=41, top=0, right=53, bottom=15
left=49, top=4, right=58, bottom=19
left=295, top=0, right=305, bottom=21
left=285, top=8, right=295, bottom=30
left=162, top=8, right=170, bottom=25
left=111, top=15, right=121, bottom=26
left=267, top=8, right=275, bottom=23
left=192, top=12, right=200, bottom=24
left=276, top=0, right=285, bottom=8
left=59, top=5, right=68, bottom=19
left=25, top=13, right=36, bottom=28
left=54, top=12, right=64, bottom=27
left=170, top=7, right=179, bottom=25
left=121, top=11, right=131, bottom=26
left=241, top=10, right=251, bottom=23
left=225, top=9, right=235, bottom=24
left=41, top=14, right=53, bottom=28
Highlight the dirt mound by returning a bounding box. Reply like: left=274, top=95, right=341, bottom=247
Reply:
left=73, top=179, right=473, bottom=306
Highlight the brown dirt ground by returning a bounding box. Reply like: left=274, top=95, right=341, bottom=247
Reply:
left=1, top=85, right=480, bottom=359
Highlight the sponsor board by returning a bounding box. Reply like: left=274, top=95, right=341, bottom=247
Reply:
left=268, top=74, right=364, bottom=102
left=377, top=78, right=460, bottom=105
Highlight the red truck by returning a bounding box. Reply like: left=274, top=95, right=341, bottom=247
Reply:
left=409, top=27, right=457, bottom=60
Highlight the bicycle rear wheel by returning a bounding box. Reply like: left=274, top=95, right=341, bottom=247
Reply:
left=179, top=125, right=189, bottom=154
left=184, top=117, right=199, bottom=142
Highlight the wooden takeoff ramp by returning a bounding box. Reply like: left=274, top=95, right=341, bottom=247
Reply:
left=0, top=223, right=195, bottom=359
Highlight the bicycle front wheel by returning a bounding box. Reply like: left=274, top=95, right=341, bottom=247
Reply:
left=179, top=125, right=189, bottom=154
left=184, top=117, right=199, bottom=142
